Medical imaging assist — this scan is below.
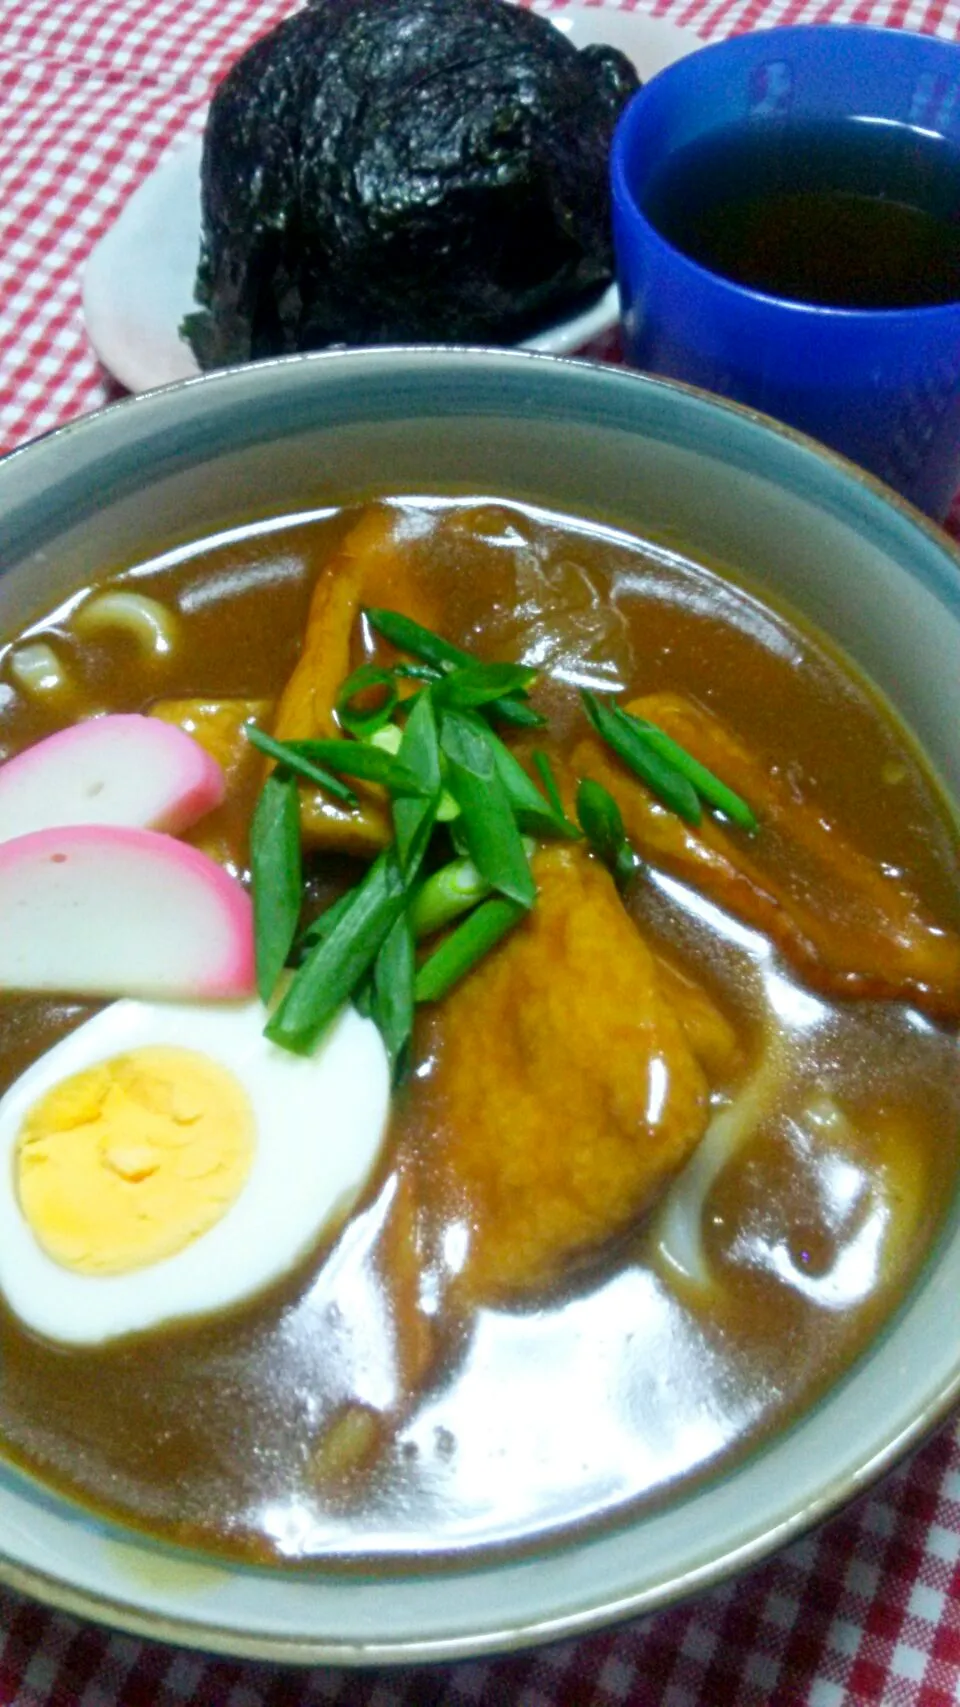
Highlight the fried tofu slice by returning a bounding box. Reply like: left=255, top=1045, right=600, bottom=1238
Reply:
left=270, top=507, right=442, bottom=857
left=149, top=697, right=270, bottom=877
left=573, top=692, right=960, bottom=1020
left=409, top=845, right=710, bottom=1304
left=650, top=949, right=744, bottom=1084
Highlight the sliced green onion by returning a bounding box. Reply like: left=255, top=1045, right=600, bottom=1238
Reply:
left=448, top=816, right=472, bottom=860
left=250, top=770, right=302, bottom=1003
left=408, top=856, right=492, bottom=938
left=364, top=607, right=466, bottom=674
left=576, top=777, right=636, bottom=889
left=393, top=690, right=442, bottom=876
left=439, top=710, right=536, bottom=909
left=434, top=660, right=538, bottom=711
left=373, top=912, right=415, bottom=1075
left=435, top=787, right=461, bottom=822
left=414, top=897, right=526, bottom=1003
left=410, top=837, right=534, bottom=940
left=366, top=722, right=403, bottom=755
left=486, top=695, right=546, bottom=730
left=245, top=724, right=356, bottom=805
left=393, top=795, right=438, bottom=883
left=373, top=698, right=454, bottom=815
left=335, top=663, right=398, bottom=739
left=620, top=712, right=758, bottom=832
left=492, top=742, right=580, bottom=840
left=364, top=607, right=545, bottom=729
left=533, top=749, right=566, bottom=819
left=266, top=851, right=406, bottom=1054
left=582, top=691, right=702, bottom=825
left=394, top=662, right=444, bottom=683
left=281, top=738, right=429, bottom=797
left=457, top=711, right=578, bottom=840
left=296, top=888, right=356, bottom=957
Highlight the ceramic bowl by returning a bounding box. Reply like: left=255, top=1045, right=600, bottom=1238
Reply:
left=2, top=347, right=960, bottom=1663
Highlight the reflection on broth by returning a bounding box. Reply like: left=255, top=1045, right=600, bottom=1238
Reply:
left=0, top=496, right=957, bottom=1566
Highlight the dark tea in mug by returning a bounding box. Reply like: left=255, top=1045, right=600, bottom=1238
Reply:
left=640, top=115, right=960, bottom=310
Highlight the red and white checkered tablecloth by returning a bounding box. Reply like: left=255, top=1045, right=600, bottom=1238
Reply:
left=3, top=0, right=960, bottom=1702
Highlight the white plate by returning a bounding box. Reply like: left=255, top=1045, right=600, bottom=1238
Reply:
left=81, top=7, right=698, bottom=392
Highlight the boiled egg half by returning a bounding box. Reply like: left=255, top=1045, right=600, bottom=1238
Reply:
left=0, top=997, right=390, bottom=1345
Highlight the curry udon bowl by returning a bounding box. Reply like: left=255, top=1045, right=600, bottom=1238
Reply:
left=1, top=347, right=960, bottom=1663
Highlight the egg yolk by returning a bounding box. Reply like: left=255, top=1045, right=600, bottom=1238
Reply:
left=16, top=1047, right=254, bottom=1274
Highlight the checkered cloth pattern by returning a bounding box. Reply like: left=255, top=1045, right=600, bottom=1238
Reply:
left=2, top=0, right=960, bottom=1701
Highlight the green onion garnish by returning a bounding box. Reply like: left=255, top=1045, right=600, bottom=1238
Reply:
left=335, top=663, right=399, bottom=739
left=532, top=749, right=566, bottom=819
left=576, top=777, right=636, bottom=889
left=393, top=690, right=442, bottom=875
left=393, top=662, right=444, bottom=683
left=372, top=912, right=416, bottom=1077
left=408, top=856, right=493, bottom=939
left=364, top=607, right=546, bottom=729
left=581, top=692, right=756, bottom=831
left=457, top=711, right=579, bottom=840
left=620, top=713, right=758, bottom=832
left=581, top=691, right=702, bottom=825
left=364, top=607, right=466, bottom=674
left=448, top=816, right=472, bottom=860
left=253, top=595, right=758, bottom=1068
left=492, top=744, right=580, bottom=840
left=245, top=724, right=356, bottom=805
left=434, top=660, right=538, bottom=711
left=265, top=851, right=407, bottom=1054
left=247, top=771, right=300, bottom=1003
left=435, top=786, right=461, bottom=823
left=250, top=770, right=303, bottom=1003
left=295, top=888, right=356, bottom=959
left=366, top=722, right=403, bottom=754
left=479, top=694, right=545, bottom=730
left=439, top=710, right=537, bottom=909
left=273, top=737, right=429, bottom=798
left=414, top=897, right=527, bottom=1003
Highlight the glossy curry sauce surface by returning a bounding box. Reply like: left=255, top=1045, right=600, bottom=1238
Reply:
left=0, top=499, right=957, bottom=1565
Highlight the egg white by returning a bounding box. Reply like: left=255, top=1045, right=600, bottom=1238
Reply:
left=0, top=998, right=390, bottom=1345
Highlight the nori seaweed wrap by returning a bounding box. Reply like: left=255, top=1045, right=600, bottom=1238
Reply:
left=184, top=0, right=639, bottom=366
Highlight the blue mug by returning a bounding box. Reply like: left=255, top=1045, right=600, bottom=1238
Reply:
left=610, top=25, right=960, bottom=520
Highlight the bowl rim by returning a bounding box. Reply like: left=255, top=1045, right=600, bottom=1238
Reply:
left=7, top=338, right=960, bottom=551
left=2, top=344, right=960, bottom=1666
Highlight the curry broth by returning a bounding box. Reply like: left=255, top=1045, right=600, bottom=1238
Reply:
left=0, top=497, right=957, bottom=1565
